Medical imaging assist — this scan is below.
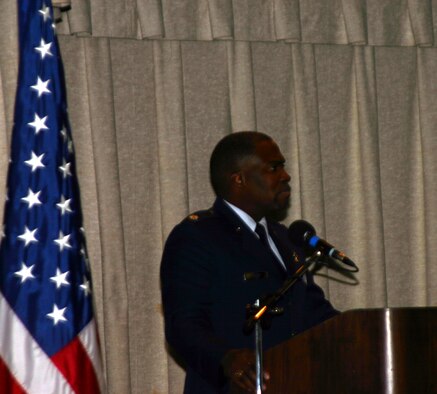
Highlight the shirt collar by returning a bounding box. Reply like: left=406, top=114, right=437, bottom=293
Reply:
left=223, top=200, right=267, bottom=232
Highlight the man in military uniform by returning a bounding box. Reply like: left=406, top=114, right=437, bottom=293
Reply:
left=160, top=131, right=337, bottom=393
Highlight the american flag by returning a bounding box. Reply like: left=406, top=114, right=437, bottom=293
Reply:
left=0, top=1, right=104, bottom=393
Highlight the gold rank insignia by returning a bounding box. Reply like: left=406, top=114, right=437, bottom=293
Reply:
left=187, top=214, right=199, bottom=221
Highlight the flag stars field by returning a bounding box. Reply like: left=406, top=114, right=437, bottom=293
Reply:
left=80, top=278, right=91, bottom=296
left=46, top=304, right=67, bottom=325
left=35, top=38, right=53, bottom=59
left=21, top=188, right=42, bottom=209
left=17, top=226, right=38, bottom=246
left=31, top=76, right=51, bottom=97
left=38, top=4, right=51, bottom=22
left=54, top=230, right=72, bottom=251
left=28, top=113, right=48, bottom=134
left=14, top=262, right=36, bottom=283
left=24, top=151, right=45, bottom=171
left=56, top=195, right=73, bottom=215
left=49, top=268, right=70, bottom=289
left=59, top=159, right=72, bottom=178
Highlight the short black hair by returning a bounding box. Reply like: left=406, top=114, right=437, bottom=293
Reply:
left=209, top=131, right=272, bottom=198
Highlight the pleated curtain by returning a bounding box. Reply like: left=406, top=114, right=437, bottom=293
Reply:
left=0, top=1, right=436, bottom=393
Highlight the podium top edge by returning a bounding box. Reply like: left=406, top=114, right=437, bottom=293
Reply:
left=343, top=306, right=437, bottom=312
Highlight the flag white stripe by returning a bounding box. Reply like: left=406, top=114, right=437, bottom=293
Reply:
left=79, top=320, right=105, bottom=392
left=0, top=293, right=74, bottom=394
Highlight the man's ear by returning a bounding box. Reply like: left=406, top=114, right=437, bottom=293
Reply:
left=231, top=172, right=244, bottom=187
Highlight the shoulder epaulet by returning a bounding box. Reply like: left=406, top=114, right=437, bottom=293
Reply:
left=185, top=208, right=215, bottom=223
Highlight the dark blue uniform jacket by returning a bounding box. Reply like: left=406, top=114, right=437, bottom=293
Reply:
left=160, top=198, right=338, bottom=393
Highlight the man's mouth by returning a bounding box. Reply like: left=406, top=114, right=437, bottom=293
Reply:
left=279, top=187, right=291, bottom=196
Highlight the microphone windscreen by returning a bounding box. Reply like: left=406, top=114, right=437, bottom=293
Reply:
left=288, top=220, right=316, bottom=247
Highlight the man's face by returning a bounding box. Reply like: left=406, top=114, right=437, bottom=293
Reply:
left=239, top=139, right=291, bottom=220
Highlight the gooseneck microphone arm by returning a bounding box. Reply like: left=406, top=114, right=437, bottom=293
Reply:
left=243, top=250, right=322, bottom=335
left=244, top=220, right=359, bottom=334
left=242, top=249, right=321, bottom=394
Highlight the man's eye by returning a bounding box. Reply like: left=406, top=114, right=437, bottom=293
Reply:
left=269, top=164, right=283, bottom=172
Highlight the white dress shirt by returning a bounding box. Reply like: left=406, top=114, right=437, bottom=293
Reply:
left=224, top=200, right=286, bottom=270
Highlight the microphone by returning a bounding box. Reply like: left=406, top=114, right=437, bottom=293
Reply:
left=288, top=220, right=357, bottom=269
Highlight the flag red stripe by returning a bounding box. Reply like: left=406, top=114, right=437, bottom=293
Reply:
left=0, top=357, right=27, bottom=394
left=51, top=337, right=101, bottom=394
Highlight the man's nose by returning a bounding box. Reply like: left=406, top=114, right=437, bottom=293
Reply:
left=281, top=168, right=291, bottom=182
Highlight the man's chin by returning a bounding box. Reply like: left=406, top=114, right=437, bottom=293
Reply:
left=267, top=199, right=291, bottom=222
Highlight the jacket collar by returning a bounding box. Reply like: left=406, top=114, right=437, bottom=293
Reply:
left=212, top=198, right=289, bottom=276
left=213, top=198, right=302, bottom=276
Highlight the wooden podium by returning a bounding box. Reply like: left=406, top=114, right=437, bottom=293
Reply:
left=261, top=308, right=437, bottom=393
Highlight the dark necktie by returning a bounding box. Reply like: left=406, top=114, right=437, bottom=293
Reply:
left=255, top=223, right=270, bottom=247
left=255, top=223, right=285, bottom=271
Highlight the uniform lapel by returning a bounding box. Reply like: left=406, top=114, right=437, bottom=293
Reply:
left=213, top=199, right=287, bottom=278
left=267, top=222, right=302, bottom=277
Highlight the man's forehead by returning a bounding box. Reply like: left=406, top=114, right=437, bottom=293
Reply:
left=254, top=139, right=285, bottom=161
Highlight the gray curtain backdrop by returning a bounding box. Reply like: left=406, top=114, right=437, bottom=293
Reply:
left=1, top=1, right=436, bottom=393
